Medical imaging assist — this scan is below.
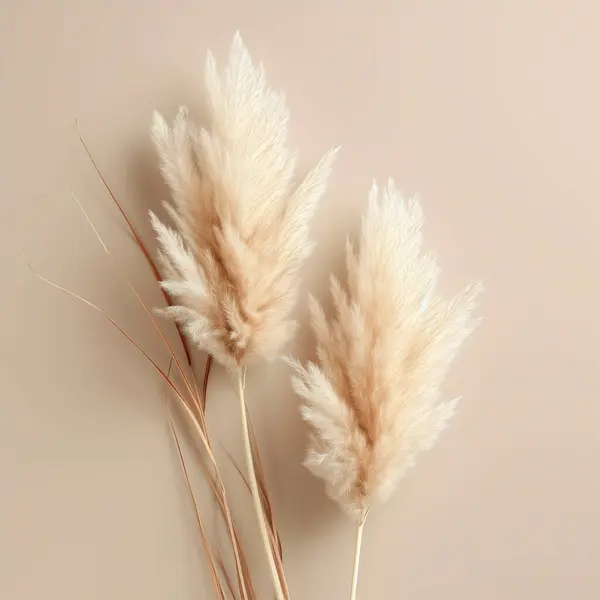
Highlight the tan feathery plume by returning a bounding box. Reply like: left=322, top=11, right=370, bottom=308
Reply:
left=150, top=32, right=338, bottom=371
left=289, top=180, right=482, bottom=599
left=150, top=33, right=338, bottom=600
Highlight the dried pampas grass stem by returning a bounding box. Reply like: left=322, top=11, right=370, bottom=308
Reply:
left=350, top=509, right=369, bottom=600
left=76, top=129, right=193, bottom=366
left=237, top=369, right=288, bottom=600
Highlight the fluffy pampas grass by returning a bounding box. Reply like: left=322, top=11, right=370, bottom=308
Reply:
left=31, top=31, right=485, bottom=600
left=150, top=33, right=338, bottom=371
left=292, top=181, right=482, bottom=517
left=290, top=180, right=482, bottom=598
left=150, top=33, right=338, bottom=600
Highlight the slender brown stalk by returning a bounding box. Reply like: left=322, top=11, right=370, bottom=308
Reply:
left=236, top=370, right=287, bottom=600
left=77, top=128, right=193, bottom=366
left=349, top=511, right=369, bottom=600
left=24, top=253, right=251, bottom=600
left=247, top=418, right=280, bottom=553
left=220, top=443, right=287, bottom=597
left=215, top=548, right=238, bottom=600
left=191, top=446, right=256, bottom=600
left=171, top=421, right=226, bottom=600
left=70, top=191, right=201, bottom=408
left=220, top=428, right=285, bottom=575
left=202, top=355, right=213, bottom=412
left=221, top=446, right=276, bottom=549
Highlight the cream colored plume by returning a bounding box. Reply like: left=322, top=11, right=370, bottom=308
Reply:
left=290, top=181, right=482, bottom=519
left=150, top=33, right=338, bottom=369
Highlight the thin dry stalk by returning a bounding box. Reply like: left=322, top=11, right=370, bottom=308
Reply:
left=236, top=370, right=288, bottom=600
left=171, top=421, right=227, bottom=600
left=77, top=130, right=193, bottom=367
left=71, top=192, right=198, bottom=401
left=349, top=511, right=368, bottom=600
left=186, top=425, right=257, bottom=600
left=221, top=442, right=283, bottom=562
left=248, top=417, right=281, bottom=556
left=202, top=355, right=213, bottom=411
left=215, top=548, right=238, bottom=600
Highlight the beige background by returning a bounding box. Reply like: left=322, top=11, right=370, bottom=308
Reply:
left=2, top=1, right=600, bottom=598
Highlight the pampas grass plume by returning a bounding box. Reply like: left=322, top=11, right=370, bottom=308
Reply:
left=150, top=34, right=340, bottom=600
left=151, top=32, right=338, bottom=370
left=290, top=180, right=482, bottom=519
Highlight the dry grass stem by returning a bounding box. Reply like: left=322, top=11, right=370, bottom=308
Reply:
left=349, top=510, right=369, bottom=600
left=171, top=421, right=227, bottom=600
left=236, top=370, right=289, bottom=600
left=77, top=131, right=193, bottom=366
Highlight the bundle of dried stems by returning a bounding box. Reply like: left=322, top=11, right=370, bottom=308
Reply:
left=27, top=33, right=482, bottom=600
